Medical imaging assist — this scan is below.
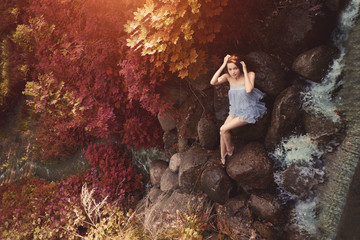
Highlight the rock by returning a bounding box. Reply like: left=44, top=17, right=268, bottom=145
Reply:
left=178, top=145, right=211, bottom=192
left=265, top=84, right=303, bottom=151
left=169, top=153, right=182, bottom=173
left=249, top=194, right=282, bottom=224
left=266, top=7, right=337, bottom=65
left=158, top=112, right=177, bottom=131
left=149, top=160, right=168, bottom=188
left=245, top=51, right=288, bottom=97
left=281, top=163, right=322, bottom=200
left=197, top=117, right=219, bottom=150
left=140, top=190, right=208, bottom=233
left=226, top=142, right=273, bottom=190
left=160, top=168, right=179, bottom=192
left=292, top=45, right=340, bottom=83
left=163, top=129, right=177, bottom=158
left=148, top=187, right=163, bottom=204
left=200, top=163, right=233, bottom=204
left=303, top=112, right=344, bottom=148
left=215, top=197, right=253, bottom=238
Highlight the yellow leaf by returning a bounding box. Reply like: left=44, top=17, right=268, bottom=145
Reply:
left=178, top=69, right=188, bottom=79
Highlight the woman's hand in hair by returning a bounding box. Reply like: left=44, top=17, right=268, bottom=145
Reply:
left=222, top=55, right=231, bottom=66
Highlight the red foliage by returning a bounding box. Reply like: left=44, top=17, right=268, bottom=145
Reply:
left=19, top=0, right=165, bottom=159
left=85, top=142, right=143, bottom=201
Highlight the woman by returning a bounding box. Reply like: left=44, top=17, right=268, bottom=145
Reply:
left=210, top=54, right=266, bottom=166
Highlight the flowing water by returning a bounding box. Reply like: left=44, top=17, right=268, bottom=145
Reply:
left=272, top=1, right=360, bottom=239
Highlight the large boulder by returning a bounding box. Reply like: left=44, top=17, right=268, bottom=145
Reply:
left=265, top=7, right=337, bottom=65
left=292, top=45, right=340, bottom=83
left=303, top=112, right=344, bottom=148
left=178, top=145, right=213, bottom=192
left=140, top=190, right=208, bottom=233
left=160, top=168, right=179, bottom=192
left=226, top=142, right=273, bottom=191
left=200, top=163, right=233, bottom=204
left=280, top=163, right=322, bottom=200
left=249, top=194, right=283, bottom=224
left=197, top=117, right=219, bottom=150
left=245, top=51, right=288, bottom=97
left=265, top=84, right=304, bottom=151
left=149, top=160, right=169, bottom=188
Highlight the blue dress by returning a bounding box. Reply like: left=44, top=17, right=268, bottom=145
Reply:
left=228, top=85, right=266, bottom=123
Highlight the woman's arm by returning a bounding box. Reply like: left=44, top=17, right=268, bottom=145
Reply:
left=240, top=61, right=255, bottom=93
left=210, top=55, right=230, bottom=85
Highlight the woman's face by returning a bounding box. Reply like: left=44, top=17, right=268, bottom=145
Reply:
left=227, top=62, right=241, bottom=79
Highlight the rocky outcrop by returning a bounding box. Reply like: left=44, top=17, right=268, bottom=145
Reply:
left=226, top=142, right=274, bottom=191
left=265, top=84, right=304, bottom=150
left=245, top=51, right=288, bottom=97
left=292, top=45, right=340, bottom=83
left=200, top=163, right=233, bottom=204
left=197, top=117, right=218, bottom=150
left=149, top=160, right=168, bottom=188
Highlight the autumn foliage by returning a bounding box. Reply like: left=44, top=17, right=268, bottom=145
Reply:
left=0, top=0, right=243, bottom=237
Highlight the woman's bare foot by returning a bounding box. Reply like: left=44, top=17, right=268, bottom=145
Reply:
left=227, top=145, right=235, bottom=156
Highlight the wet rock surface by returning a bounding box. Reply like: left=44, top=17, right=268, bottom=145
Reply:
left=303, top=112, right=344, bottom=147
left=292, top=45, right=340, bottom=83
left=265, top=84, right=304, bottom=150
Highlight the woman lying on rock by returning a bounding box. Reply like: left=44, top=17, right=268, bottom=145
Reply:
left=210, top=54, right=266, bottom=166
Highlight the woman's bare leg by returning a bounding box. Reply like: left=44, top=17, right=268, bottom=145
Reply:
left=220, top=116, right=248, bottom=163
left=220, top=115, right=234, bottom=164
